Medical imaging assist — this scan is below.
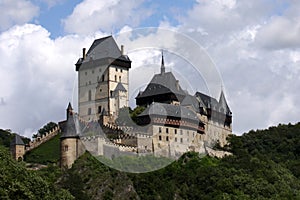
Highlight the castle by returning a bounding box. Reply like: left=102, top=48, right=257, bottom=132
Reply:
left=10, top=36, right=232, bottom=169
left=59, top=36, right=232, bottom=168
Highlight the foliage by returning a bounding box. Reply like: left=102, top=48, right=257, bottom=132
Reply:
left=130, top=106, right=146, bottom=123
left=115, top=106, right=146, bottom=126
left=33, top=121, right=57, bottom=138
left=3, top=122, right=300, bottom=199
left=97, top=154, right=174, bottom=173
left=0, top=146, right=73, bottom=200
left=24, top=133, right=61, bottom=164
left=60, top=152, right=138, bottom=200
left=0, top=129, right=30, bottom=148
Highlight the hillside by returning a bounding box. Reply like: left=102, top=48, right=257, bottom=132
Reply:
left=59, top=122, right=300, bottom=199
left=1, top=122, right=300, bottom=199
left=24, top=133, right=61, bottom=164
left=0, top=145, right=73, bottom=199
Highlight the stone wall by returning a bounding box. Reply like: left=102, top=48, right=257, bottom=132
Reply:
left=26, top=126, right=60, bottom=152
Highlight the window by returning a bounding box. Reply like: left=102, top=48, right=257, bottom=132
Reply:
left=92, top=70, right=94, bottom=74
left=187, top=131, right=189, bottom=136
left=110, top=90, right=113, bottom=97
left=159, top=135, right=162, bottom=141
left=64, top=145, right=68, bottom=152
left=116, top=68, right=118, bottom=72
left=121, top=69, right=123, bottom=73
left=166, top=136, right=169, bottom=141
left=89, top=81, right=91, bottom=85
left=115, top=75, right=117, bottom=81
left=180, top=130, right=183, bottom=135
left=99, top=89, right=102, bottom=92
left=89, top=90, right=92, bottom=101
left=97, top=76, right=99, bottom=81
left=175, top=137, right=177, bottom=142
left=102, top=75, right=105, bottom=82
left=180, top=138, right=183, bottom=143
left=98, top=106, right=102, bottom=113
left=166, top=128, right=169, bottom=134
left=85, top=72, right=87, bottom=75
left=119, top=76, right=121, bottom=82
left=159, top=127, right=162, bottom=133
left=88, top=90, right=92, bottom=101
left=175, top=129, right=177, bottom=134
left=88, top=108, right=91, bottom=115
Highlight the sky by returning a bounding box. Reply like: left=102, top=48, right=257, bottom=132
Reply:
left=0, top=0, right=300, bottom=138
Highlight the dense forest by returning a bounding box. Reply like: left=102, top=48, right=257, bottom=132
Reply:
left=1, top=122, right=300, bottom=199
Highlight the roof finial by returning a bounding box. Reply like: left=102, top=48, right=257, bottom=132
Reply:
left=161, top=50, right=165, bottom=74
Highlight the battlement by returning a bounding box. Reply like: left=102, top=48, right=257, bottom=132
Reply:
left=26, top=126, right=60, bottom=152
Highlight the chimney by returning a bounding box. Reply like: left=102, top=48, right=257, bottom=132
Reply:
left=121, top=45, right=124, bottom=55
left=176, top=80, right=179, bottom=90
left=82, top=48, right=86, bottom=59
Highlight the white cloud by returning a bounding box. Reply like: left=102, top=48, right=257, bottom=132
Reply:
left=62, top=0, right=151, bottom=35
left=0, top=0, right=39, bottom=31
left=0, top=23, right=105, bottom=137
left=254, top=16, right=300, bottom=49
left=176, top=0, right=300, bottom=134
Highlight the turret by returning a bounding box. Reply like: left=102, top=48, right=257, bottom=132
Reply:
left=60, top=103, right=85, bottom=168
left=10, top=134, right=25, bottom=161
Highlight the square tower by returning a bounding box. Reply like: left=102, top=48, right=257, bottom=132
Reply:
left=75, top=36, right=131, bottom=122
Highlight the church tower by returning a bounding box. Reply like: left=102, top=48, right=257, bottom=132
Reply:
left=60, top=103, right=85, bottom=168
left=75, top=36, right=131, bottom=123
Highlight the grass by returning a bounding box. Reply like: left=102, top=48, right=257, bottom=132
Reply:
left=24, top=133, right=61, bottom=164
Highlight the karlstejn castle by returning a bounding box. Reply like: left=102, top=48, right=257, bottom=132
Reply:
left=11, top=36, right=232, bottom=169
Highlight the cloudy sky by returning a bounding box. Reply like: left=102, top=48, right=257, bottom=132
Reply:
left=0, top=0, right=299, bottom=138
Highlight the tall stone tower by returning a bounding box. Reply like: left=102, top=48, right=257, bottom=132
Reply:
left=10, top=134, right=25, bottom=161
left=60, top=103, right=85, bottom=168
left=75, top=36, right=131, bottom=123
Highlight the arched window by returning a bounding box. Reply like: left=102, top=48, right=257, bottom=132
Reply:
left=64, top=145, right=68, bottom=152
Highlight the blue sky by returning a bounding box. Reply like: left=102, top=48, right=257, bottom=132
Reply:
left=0, top=0, right=300, bottom=137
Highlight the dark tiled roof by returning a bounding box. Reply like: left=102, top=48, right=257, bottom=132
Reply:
left=85, top=36, right=130, bottom=62
left=136, top=72, right=185, bottom=98
left=60, top=112, right=78, bottom=139
left=181, top=95, right=200, bottom=112
left=219, top=90, right=231, bottom=115
left=139, top=103, right=199, bottom=121
left=11, top=134, right=25, bottom=146
left=114, top=82, right=127, bottom=92
left=76, top=36, right=131, bottom=71
left=195, top=92, right=219, bottom=109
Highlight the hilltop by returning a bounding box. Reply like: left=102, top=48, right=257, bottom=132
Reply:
left=59, top=122, right=300, bottom=199
left=1, top=122, right=300, bottom=199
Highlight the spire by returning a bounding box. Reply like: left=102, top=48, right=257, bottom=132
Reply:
left=219, top=89, right=231, bottom=115
left=66, top=102, right=73, bottom=120
left=161, top=50, right=165, bottom=74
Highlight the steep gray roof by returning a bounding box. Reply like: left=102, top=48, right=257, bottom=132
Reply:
left=60, top=112, right=78, bottom=139
left=114, top=82, right=127, bottom=92
left=181, top=94, right=200, bottom=112
left=86, top=36, right=122, bottom=60
left=11, top=134, right=25, bottom=146
left=195, top=92, right=219, bottom=110
left=139, top=102, right=199, bottom=122
left=219, top=90, right=231, bottom=115
left=76, top=36, right=131, bottom=71
left=136, top=72, right=186, bottom=98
